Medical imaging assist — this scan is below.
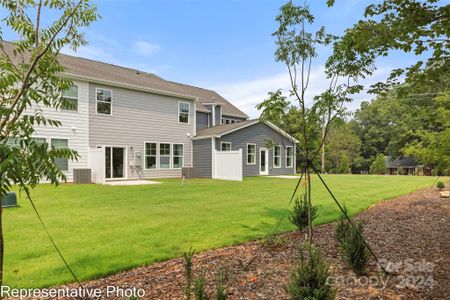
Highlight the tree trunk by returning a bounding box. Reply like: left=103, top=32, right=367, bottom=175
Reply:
left=321, top=119, right=325, bottom=173
left=306, top=168, right=313, bottom=243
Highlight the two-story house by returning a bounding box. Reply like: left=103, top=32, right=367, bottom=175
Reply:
left=4, top=42, right=297, bottom=182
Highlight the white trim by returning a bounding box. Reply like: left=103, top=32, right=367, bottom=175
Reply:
left=172, top=143, right=185, bottom=169
left=259, top=148, right=269, bottom=175
left=211, top=138, right=216, bottom=178
left=64, top=72, right=198, bottom=101
left=178, top=101, right=191, bottom=124
left=143, top=141, right=158, bottom=170
left=193, top=102, right=197, bottom=136
left=286, top=146, right=294, bottom=168
left=273, top=145, right=282, bottom=168
left=220, top=141, right=232, bottom=151
left=246, top=143, right=256, bottom=165
left=191, top=120, right=298, bottom=143
left=95, top=87, right=113, bottom=116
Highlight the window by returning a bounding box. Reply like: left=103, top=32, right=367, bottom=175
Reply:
left=96, top=88, right=112, bottom=115
left=62, top=85, right=78, bottom=111
left=286, top=146, right=294, bottom=167
left=173, top=144, right=184, bottom=168
left=247, top=144, right=256, bottom=165
left=159, top=143, right=171, bottom=168
left=273, top=145, right=281, bottom=168
left=145, top=142, right=157, bottom=169
left=178, top=102, right=190, bottom=123
left=225, top=119, right=231, bottom=124
left=32, top=137, right=47, bottom=144
left=221, top=142, right=231, bottom=151
left=51, top=138, right=69, bottom=171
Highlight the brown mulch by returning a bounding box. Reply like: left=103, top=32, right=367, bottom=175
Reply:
left=58, top=186, right=449, bottom=300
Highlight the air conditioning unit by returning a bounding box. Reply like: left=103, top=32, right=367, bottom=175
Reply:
left=73, top=168, right=92, bottom=184
left=2, top=192, right=17, bottom=208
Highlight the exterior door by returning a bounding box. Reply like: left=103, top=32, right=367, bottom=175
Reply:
left=105, top=147, right=125, bottom=179
left=260, top=148, right=269, bottom=175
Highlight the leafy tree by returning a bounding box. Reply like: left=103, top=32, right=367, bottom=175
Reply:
left=369, top=154, right=387, bottom=175
left=0, top=0, right=98, bottom=288
left=327, top=0, right=450, bottom=94
left=336, top=153, right=351, bottom=174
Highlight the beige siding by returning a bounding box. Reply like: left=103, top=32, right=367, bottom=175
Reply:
left=88, top=83, right=195, bottom=179
left=30, top=80, right=90, bottom=182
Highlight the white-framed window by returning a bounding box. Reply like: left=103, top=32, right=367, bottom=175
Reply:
left=173, top=144, right=184, bottom=168
left=178, top=102, right=190, bottom=124
left=247, top=144, right=256, bottom=165
left=221, top=142, right=231, bottom=151
left=96, top=88, right=112, bottom=115
left=51, top=138, right=69, bottom=171
left=32, top=137, right=47, bottom=144
left=145, top=142, right=157, bottom=169
left=273, top=145, right=281, bottom=168
left=159, top=143, right=171, bottom=168
left=62, top=85, right=78, bottom=111
left=286, top=146, right=294, bottom=168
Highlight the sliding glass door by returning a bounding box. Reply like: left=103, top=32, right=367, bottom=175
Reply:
left=105, top=147, right=125, bottom=179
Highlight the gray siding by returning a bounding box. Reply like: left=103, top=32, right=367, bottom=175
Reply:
left=215, top=123, right=296, bottom=176
left=215, top=105, right=221, bottom=125
left=193, top=138, right=212, bottom=178
left=88, top=83, right=195, bottom=179
left=196, top=111, right=210, bottom=131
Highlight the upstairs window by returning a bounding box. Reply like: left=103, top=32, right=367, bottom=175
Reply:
left=173, top=144, right=184, bottom=168
left=145, top=142, right=157, bottom=169
left=179, top=102, right=190, bottom=123
left=159, top=143, right=171, bottom=168
left=286, top=146, right=294, bottom=167
left=62, top=85, right=78, bottom=111
left=273, top=145, right=281, bottom=168
left=96, top=88, right=112, bottom=115
left=247, top=144, right=256, bottom=165
left=221, top=142, right=231, bottom=151
left=51, top=138, right=69, bottom=171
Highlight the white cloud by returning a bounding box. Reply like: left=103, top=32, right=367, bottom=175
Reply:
left=132, top=41, right=161, bottom=56
left=62, top=44, right=119, bottom=64
left=211, top=66, right=392, bottom=118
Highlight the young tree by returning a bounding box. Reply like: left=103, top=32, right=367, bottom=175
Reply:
left=261, top=1, right=364, bottom=242
left=369, top=154, right=387, bottom=175
left=0, top=0, right=98, bottom=289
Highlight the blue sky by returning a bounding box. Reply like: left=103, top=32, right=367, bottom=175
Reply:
left=2, top=0, right=428, bottom=117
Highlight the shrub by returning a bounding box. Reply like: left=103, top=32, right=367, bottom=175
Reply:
left=285, top=243, right=336, bottom=300
left=183, top=248, right=195, bottom=300
left=194, top=271, right=209, bottom=300
left=437, top=181, right=445, bottom=190
left=334, top=210, right=369, bottom=276
left=289, top=193, right=319, bottom=231
left=215, top=267, right=229, bottom=300
left=369, top=154, right=387, bottom=174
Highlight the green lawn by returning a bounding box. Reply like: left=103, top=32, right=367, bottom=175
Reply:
left=4, top=175, right=436, bottom=288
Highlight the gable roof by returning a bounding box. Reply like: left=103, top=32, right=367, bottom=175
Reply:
left=385, top=156, right=419, bottom=168
left=193, top=119, right=299, bottom=143
left=1, top=41, right=248, bottom=119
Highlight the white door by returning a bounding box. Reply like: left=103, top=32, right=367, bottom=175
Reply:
left=260, top=148, right=269, bottom=175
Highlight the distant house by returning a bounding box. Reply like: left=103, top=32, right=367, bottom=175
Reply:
left=385, top=156, right=431, bottom=176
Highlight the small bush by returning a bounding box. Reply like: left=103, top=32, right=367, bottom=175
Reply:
left=334, top=209, right=369, bottom=276
left=369, top=154, right=387, bottom=174
left=194, top=271, right=209, bottom=300
left=183, top=248, right=195, bottom=300
left=285, top=243, right=336, bottom=300
left=437, top=181, right=445, bottom=190
left=289, top=193, right=318, bottom=231
left=215, top=267, right=230, bottom=300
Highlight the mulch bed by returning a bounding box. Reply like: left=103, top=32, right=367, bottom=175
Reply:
left=57, top=186, right=450, bottom=299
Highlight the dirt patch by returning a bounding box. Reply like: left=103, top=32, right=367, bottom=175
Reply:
left=57, top=187, right=449, bottom=299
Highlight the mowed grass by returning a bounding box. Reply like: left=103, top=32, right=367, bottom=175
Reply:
left=4, top=175, right=436, bottom=288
